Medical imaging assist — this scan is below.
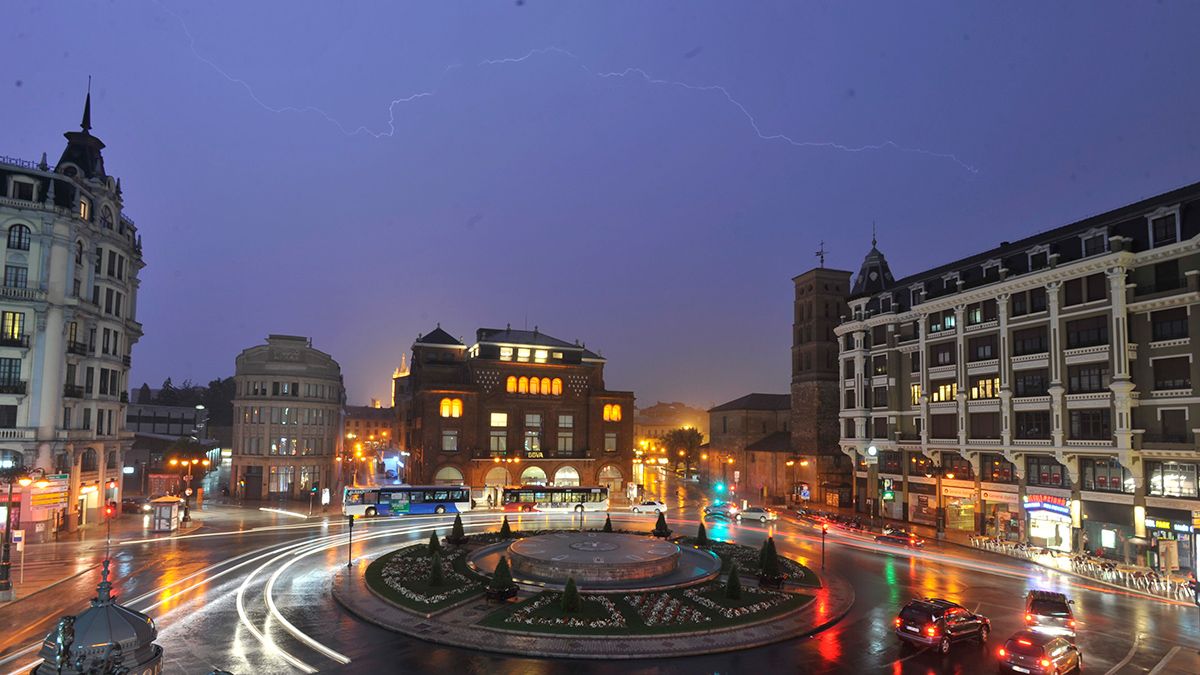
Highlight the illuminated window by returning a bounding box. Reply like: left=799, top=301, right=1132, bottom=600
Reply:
left=613, top=404, right=622, bottom=421
left=451, top=399, right=462, bottom=417
left=506, top=376, right=517, bottom=393
left=490, top=412, right=508, bottom=427
left=970, top=377, right=1000, bottom=400
left=540, top=377, right=551, bottom=395
left=930, top=381, right=957, bottom=403
left=518, top=376, right=529, bottom=394
left=79, top=198, right=91, bottom=221
left=604, top=404, right=622, bottom=422
left=500, top=347, right=514, bottom=361
left=529, top=377, right=540, bottom=395
left=517, top=348, right=531, bottom=363
left=910, top=384, right=922, bottom=406
left=552, top=352, right=563, bottom=360
left=552, top=378, right=563, bottom=395
left=603, top=404, right=612, bottom=421
left=439, top=398, right=451, bottom=417
left=535, top=349, right=548, bottom=363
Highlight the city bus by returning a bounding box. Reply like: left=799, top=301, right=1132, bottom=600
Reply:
left=342, top=485, right=473, bottom=517
left=501, top=485, right=609, bottom=513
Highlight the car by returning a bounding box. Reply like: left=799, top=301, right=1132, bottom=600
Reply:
left=997, top=630, right=1082, bottom=673
left=121, top=496, right=152, bottom=514
left=703, top=502, right=739, bottom=519
left=1024, top=590, right=1076, bottom=637
left=894, top=598, right=990, bottom=655
left=630, top=500, right=667, bottom=514
left=735, top=507, right=778, bottom=523
left=384, top=469, right=398, bottom=480
left=876, top=532, right=925, bottom=548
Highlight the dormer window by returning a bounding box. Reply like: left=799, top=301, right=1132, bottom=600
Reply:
left=534, top=349, right=548, bottom=363
left=78, top=197, right=91, bottom=221
left=499, top=347, right=513, bottom=361
left=910, top=287, right=923, bottom=307
left=1082, top=232, right=1107, bottom=256
left=100, top=206, right=113, bottom=230
left=1150, top=212, right=1179, bottom=247
left=1028, top=246, right=1049, bottom=271
left=517, top=348, right=531, bottom=363
left=982, top=261, right=1000, bottom=282
left=8, top=178, right=35, bottom=202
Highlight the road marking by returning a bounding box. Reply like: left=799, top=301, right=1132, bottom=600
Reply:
left=1104, top=632, right=1142, bottom=675
left=1147, top=645, right=1181, bottom=675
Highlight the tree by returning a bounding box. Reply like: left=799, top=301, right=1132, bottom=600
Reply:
left=696, top=522, right=709, bottom=547
left=428, top=551, right=445, bottom=587
left=725, top=565, right=742, bottom=600
left=602, top=514, right=613, bottom=532
left=427, top=530, right=441, bottom=555
left=662, top=427, right=705, bottom=470
left=156, top=378, right=179, bottom=406
left=136, top=383, right=152, bottom=404
left=561, top=577, right=581, bottom=613
left=499, top=516, right=513, bottom=539
left=652, top=511, right=671, bottom=538
left=490, top=555, right=515, bottom=591
left=201, top=377, right=237, bottom=427
left=448, top=513, right=467, bottom=545
left=761, top=537, right=781, bottom=578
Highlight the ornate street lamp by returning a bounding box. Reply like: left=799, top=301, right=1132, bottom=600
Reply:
left=0, top=464, right=46, bottom=601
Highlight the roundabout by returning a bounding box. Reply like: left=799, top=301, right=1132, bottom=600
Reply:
left=335, top=521, right=855, bottom=659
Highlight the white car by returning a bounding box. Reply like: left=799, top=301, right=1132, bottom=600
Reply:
left=630, top=500, right=667, bottom=514
left=736, top=507, right=779, bottom=523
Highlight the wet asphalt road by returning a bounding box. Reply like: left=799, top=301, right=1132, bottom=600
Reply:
left=1, top=475, right=1196, bottom=674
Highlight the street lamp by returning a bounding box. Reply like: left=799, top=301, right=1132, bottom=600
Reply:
left=0, top=465, right=42, bottom=601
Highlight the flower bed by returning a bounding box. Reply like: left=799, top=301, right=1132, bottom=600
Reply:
left=504, top=592, right=626, bottom=630
left=683, top=584, right=790, bottom=619
left=624, top=592, right=710, bottom=627
left=677, top=537, right=821, bottom=587
left=365, top=545, right=485, bottom=612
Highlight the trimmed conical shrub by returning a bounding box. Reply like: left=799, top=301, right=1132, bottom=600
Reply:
left=448, top=513, right=467, bottom=544
left=761, top=537, right=781, bottom=578
left=653, top=511, right=671, bottom=537
left=725, top=565, right=742, bottom=600
left=427, top=530, right=441, bottom=555
left=696, top=521, right=709, bottom=547
left=491, top=555, right=514, bottom=591
left=561, top=577, right=581, bottom=612
left=429, top=551, right=445, bottom=587
left=499, top=516, right=513, bottom=539
left=602, top=514, right=613, bottom=532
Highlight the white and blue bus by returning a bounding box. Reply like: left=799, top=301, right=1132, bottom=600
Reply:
left=342, top=485, right=473, bottom=517
left=501, top=485, right=609, bottom=513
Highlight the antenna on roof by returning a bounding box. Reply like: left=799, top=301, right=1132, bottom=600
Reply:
left=815, top=240, right=827, bottom=268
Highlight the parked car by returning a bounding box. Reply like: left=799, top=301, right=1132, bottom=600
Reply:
left=998, top=630, right=1082, bottom=673
left=894, top=598, right=990, bottom=655
left=1024, top=590, right=1076, bottom=637
left=630, top=500, right=667, bottom=514
left=735, top=507, right=778, bottom=523
left=122, top=496, right=152, bottom=514
left=875, top=532, right=925, bottom=548
left=702, top=502, right=739, bottom=519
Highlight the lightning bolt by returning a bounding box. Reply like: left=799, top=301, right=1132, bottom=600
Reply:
left=157, top=1, right=978, bottom=172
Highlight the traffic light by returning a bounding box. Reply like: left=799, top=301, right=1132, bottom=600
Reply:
left=310, top=481, right=319, bottom=495
left=103, top=503, right=115, bottom=519
left=714, top=482, right=725, bottom=494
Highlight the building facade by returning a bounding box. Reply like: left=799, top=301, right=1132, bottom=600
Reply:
left=0, top=94, right=143, bottom=541
left=791, top=267, right=854, bottom=507
left=394, top=326, right=635, bottom=505
left=705, top=393, right=792, bottom=501
left=837, top=183, right=1200, bottom=570
left=231, top=335, right=345, bottom=500
left=634, top=401, right=709, bottom=442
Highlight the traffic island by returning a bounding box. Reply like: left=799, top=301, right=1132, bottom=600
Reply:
left=335, top=529, right=854, bottom=659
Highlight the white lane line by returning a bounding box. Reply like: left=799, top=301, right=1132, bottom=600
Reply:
left=1147, top=645, right=1181, bottom=675
left=1104, top=632, right=1142, bottom=675
left=235, top=554, right=319, bottom=673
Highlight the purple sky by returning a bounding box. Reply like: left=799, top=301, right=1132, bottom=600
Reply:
left=4, top=2, right=1199, bottom=408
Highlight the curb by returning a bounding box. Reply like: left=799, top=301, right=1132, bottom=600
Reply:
left=332, top=563, right=854, bottom=659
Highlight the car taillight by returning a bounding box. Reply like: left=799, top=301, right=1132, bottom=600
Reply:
left=998, top=648, right=1006, bottom=658
left=1025, top=613, right=1035, bottom=623
left=1039, top=658, right=1051, bottom=668
left=893, top=618, right=902, bottom=627
left=924, top=625, right=938, bottom=637
left=1068, top=619, right=1076, bottom=628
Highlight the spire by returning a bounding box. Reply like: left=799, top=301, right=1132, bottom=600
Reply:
left=871, top=220, right=877, bottom=248
left=95, top=559, right=113, bottom=605
left=850, top=224, right=895, bottom=297
left=81, top=77, right=92, bottom=132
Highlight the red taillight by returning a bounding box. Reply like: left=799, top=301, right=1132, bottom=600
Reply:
left=924, top=624, right=938, bottom=637
left=1039, top=658, right=1051, bottom=668
left=1068, top=619, right=1076, bottom=628
left=1017, top=638, right=1033, bottom=646
left=998, top=647, right=1006, bottom=658
left=893, top=617, right=902, bottom=627
left=1024, top=613, right=1035, bottom=623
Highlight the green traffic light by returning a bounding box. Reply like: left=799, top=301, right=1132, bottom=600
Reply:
left=715, top=483, right=725, bottom=493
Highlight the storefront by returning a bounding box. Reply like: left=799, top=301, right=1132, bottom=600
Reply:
left=879, top=476, right=904, bottom=521
left=908, top=481, right=937, bottom=527
left=1079, top=497, right=1134, bottom=561
left=981, top=486, right=1021, bottom=541
left=941, top=484, right=978, bottom=532
left=1024, top=493, right=1073, bottom=552
left=1144, top=508, right=1195, bottom=573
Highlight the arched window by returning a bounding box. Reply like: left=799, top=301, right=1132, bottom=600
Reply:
left=434, top=466, right=465, bottom=485
left=106, top=450, right=117, bottom=470
left=520, top=466, right=548, bottom=486
left=450, top=398, right=462, bottom=418
left=506, top=376, right=517, bottom=393
left=603, top=404, right=612, bottom=422
left=553, top=466, right=580, bottom=487
left=7, top=224, right=30, bottom=251
left=81, top=448, right=98, bottom=472
left=552, top=378, right=563, bottom=396
left=611, top=404, right=622, bottom=421
left=529, top=377, right=540, bottom=395
left=100, top=205, right=113, bottom=230
left=75, top=240, right=83, bottom=265
left=518, top=377, right=529, bottom=394
left=597, top=465, right=623, bottom=493
left=440, top=398, right=452, bottom=418
left=540, top=378, right=551, bottom=395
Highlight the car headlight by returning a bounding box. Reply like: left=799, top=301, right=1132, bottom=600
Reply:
left=143, top=504, right=152, bottom=511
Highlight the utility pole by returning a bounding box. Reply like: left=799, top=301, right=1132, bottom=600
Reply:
left=346, top=514, right=355, bottom=569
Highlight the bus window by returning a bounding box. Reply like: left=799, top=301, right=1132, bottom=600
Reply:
left=364, top=490, right=380, bottom=505
left=346, top=491, right=363, bottom=505
left=410, top=491, right=424, bottom=503
left=433, top=490, right=449, bottom=501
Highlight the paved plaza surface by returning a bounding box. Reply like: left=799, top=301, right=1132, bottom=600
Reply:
left=0, top=473, right=1197, bottom=673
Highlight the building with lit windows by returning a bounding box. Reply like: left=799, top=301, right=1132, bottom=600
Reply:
left=837, top=182, right=1200, bottom=568
left=231, top=335, right=345, bottom=500
left=393, top=325, right=635, bottom=505
left=0, top=93, right=144, bottom=543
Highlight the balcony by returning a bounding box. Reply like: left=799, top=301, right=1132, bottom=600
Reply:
left=0, top=286, right=47, bottom=302
left=0, top=427, right=35, bottom=440
left=67, top=340, right=90, bottom=356
left=1142, top=432, right=1195, bottom=446
left=122, top=354, right=131, bottom=366
left=0, top=334, right=29, bottom=349
left=1064, top=344, right=1109, bottom=364
left=1135, top=276, right=1186, bottom=297
left=0, top=381, right=27, bottom=395
left=63, top=384, right=84, bottom=398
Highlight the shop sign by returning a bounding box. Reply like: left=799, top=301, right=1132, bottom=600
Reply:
left=1144, top=517, right=1193, bottom=534
left=880, top=478, right=896, bottom=501
left=1192, top=510, right=1200, bottom=529
left=941, top=486, right=976, bottom=499
left=1024, top=494, right=1071, bottom=517
left=31, top=491, right=68, bottom=507
left=981, top=489, right=1019, bottom=504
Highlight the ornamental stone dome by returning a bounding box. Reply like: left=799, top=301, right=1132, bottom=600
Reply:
left=34, top=560, right=163, bottom=674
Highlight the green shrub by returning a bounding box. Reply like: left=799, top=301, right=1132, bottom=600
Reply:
left=725, top=565, right=742, bottom=600
left=761, top=537, right=781, bottom=578
left=696, top=522, right=709, bottom=547
left=499, top=516, right=513, bottom=539
left=602, top=514, right=613, bottom=532
left=491, top=555, right=514, bottom=591
left=652, top=512, right=671, bottom=537
left=561, top=577, right=581, bottom=612
left=427, top=530, right=441, bottom=555
left=429, top=551, right=445, bottom=587
left=448, top=513, right=467, bottom=544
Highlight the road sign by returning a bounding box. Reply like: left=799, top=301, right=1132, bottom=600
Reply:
left=12, top=529, right=23, bottom=552
left=321, top=488, right=331, bottom=506
left=799, top=484, right=811, bottom=501
left=184, top=488, right=193, bottom=497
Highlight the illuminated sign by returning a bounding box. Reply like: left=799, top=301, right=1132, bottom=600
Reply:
left=1144, top=517, right=1194, bottom=534
left=880, top=478, right=895, bottom=501
left=1023, top=494, right=1070, bottom=517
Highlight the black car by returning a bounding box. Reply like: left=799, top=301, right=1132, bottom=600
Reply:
left=121, top=496, right=152, bottom=514
left=894, top=598, right=990, bottom=655
left=998, top=630, right=1082, bottom=673
left=702, top=502, right=739, bottom=519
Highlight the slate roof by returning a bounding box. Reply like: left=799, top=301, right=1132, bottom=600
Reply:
left=745, top=431, right=792, bottom=453
left=415, top=326, right=464, bottom=347
left=708, top=393, right=791, bottom=413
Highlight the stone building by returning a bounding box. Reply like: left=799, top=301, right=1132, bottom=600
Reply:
left=0, top=93, right=144, bottom=542
left=634, top=401, right=709, bottom=442
left=394, top=326, right=636, bottom=505
left=231, top=335, right=345, bottom=500
left=705, top=393, right=792, bottom=501
left=837, top=181, right=1200, bottom=569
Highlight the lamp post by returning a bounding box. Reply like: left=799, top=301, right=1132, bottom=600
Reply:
left=0, top=466, right=47, bottom=601
left=821, top=523, right=828, bottom=569
left=169, top=457, right=210, bottom=523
